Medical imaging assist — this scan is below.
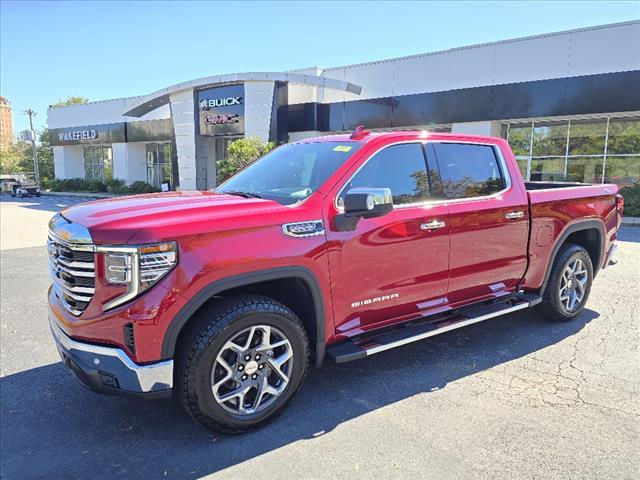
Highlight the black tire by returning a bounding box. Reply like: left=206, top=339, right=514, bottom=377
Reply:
left=176, top=295, right=310, bottom=434
left=538, top=243, right=593, bottom=322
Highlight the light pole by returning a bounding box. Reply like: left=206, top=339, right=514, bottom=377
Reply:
left=23, top=109, right=39, bottom=183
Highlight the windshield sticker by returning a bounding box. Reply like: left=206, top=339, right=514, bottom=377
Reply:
left=333, top=145, right=353, bottom=152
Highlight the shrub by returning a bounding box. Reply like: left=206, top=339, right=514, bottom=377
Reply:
left=620, top=183, right=640, bottom=217
left=47, top=177, right=159, bottom=195
left=217, top=137, right=275, bottom=184
left=128, top=181, right=160, bottom=194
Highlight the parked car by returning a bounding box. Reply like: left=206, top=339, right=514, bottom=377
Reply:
left=6, top=173, right=40, bottom=197
left=47, top=128, right=623, bottom=433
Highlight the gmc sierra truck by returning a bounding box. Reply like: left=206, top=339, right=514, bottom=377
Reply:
left=48, top=127, right=623, bottom=433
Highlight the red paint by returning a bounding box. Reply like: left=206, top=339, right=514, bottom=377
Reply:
left=49, top=131, right=621, bottom=363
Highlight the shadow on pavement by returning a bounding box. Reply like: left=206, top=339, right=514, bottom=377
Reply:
left=0, top=308, right=598, bottom=479
left=618, top=226, right=640, bottom=243
left=0, top=193, right=95, bottom=213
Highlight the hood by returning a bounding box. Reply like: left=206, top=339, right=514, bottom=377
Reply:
left=61, top=191, right=289, bottom=244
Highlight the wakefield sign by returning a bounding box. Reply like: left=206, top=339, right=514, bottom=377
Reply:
left=49, top=122, right=126, bottom=146
left=58, top=129, right=98, bottom=142
left=198, top=84, right=245, bottom=136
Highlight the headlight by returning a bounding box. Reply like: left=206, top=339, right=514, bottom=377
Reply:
left=102, top=241, right=178, bottom=311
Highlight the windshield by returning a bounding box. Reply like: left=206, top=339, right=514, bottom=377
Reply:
left=217, top=141, right=363, bottom=205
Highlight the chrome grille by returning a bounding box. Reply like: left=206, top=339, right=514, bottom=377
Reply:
left=48, top=236, right=95, bottom=315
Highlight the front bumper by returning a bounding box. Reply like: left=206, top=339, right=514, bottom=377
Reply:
left=49, top=316, right=173, bottom=399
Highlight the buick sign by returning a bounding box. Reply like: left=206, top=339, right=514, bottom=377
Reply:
left=199, top=97, right=243, bottom=110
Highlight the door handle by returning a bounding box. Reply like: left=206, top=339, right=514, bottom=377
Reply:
left=505, top=211, right=525, bottom=220
left=420, top=219, right=446, bottom=231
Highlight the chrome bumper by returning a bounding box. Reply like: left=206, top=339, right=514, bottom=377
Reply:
left=49, top=316, right=173, bottom=398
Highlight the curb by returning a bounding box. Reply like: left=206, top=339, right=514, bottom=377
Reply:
left=622, top=216, right=640, bottom=227
left=40, top=191, right=116, bottom=199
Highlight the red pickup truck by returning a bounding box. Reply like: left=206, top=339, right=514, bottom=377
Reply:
left=48, top=128, right=623, bottom=433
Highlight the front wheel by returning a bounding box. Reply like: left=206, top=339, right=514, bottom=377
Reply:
left=538, top=243, right=593, bottom=321
left=176, top=295, right=310, bottom=434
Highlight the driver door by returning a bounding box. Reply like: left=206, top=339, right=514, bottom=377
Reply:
left=325, top=142, right=451, bottom=337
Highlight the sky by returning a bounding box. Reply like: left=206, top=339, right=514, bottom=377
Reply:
left=1, top=1, right=639, bottom=134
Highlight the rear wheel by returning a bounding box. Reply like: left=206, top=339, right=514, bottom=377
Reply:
left=176, top=295, right=310, bottom=434
left=538, top=243, right=593, bottom=321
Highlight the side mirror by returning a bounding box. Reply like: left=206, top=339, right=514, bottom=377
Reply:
left=343, top=187, right=393, bottom=218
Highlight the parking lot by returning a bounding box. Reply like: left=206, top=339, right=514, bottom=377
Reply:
left=1, top=193, right=638, bottom=479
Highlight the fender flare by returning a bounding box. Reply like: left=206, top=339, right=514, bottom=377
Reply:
left=539, top=219, right=605, bottom=294
left=161, top=266, right=327, bottom=367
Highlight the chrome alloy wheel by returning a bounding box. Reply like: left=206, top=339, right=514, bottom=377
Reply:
left=559, top=258, right=589, bottom=312
left=211, top=325, right=293, bottom=415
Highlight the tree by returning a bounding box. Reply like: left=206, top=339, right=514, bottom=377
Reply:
left=216, top=137, right=275, bottom=184
left=50, top=96, right=89, bottom=108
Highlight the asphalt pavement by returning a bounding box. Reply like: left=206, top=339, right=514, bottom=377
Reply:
left=1, top=193, right=638, bottom=479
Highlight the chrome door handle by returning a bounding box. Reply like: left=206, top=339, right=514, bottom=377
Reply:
left=505, top=211, right=525, bottom=220
left=420, top=220, right=446, bottom=231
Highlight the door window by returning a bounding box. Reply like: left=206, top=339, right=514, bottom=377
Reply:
left=339, top=143, right=431, bottom=206
left=432, top=143, right=506, bottom=199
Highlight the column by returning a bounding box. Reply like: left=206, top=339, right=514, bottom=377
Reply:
left=169, top=89, right=197, bottom=190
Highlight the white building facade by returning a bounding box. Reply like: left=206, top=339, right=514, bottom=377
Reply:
left=48, top=21, right=640, bottom=189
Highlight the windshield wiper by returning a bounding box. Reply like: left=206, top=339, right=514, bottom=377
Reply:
left=219, top=190, right=263, bottom=199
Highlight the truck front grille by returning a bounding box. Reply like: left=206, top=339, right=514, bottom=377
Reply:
left=48, top=236, right=95, bottom=315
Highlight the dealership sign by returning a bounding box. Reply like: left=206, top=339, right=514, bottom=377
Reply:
left=58, top=129, right=98, bottom=142
left=49, top=122, right=126, bottom=146
left=198, top=84, right=245, bottom=136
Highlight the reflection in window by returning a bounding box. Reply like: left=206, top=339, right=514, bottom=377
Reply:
left=432, top=143, right=505, bottom=198
left=605, top=156, right=640, bottom=185
left=568, top=120, right=606, bottom=156
left=83, top=146, right=112, bottom=181
left=502, top=116, right=640, bottom=185
left=341, top=143, right=430, bottom=205
left=566, top=157, right=604, bottom=183
left=530, top=157, right=566, bottom=182
left=532, top=122, right=568, bottom=157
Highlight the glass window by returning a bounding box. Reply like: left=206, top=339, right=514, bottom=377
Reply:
left=568, top=120, right=607, bottom=156
left=530, top=157, right=565, bottom=182
left=339, top=143, right=430, bottom=206
left=508, top=124, right=533, bottom=157
left=83, top=146, right=112, bottom=181
left=532, top=121, right=569, bottom=157
left=605, top=156, right=640, bottom=185
left=146, top=143, right=172, bottom=189
left=432, top=143, right=506, bottom=198
left=566, top=157, right=604, bottom=183
left=218, top=141, right=363, bottom=206
left=607, top=117, right=640, bottom=155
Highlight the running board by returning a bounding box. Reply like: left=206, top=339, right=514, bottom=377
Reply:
left=327, top=293, right=542, bottom=363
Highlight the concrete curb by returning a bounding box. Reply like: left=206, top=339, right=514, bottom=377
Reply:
left=40, top=191, right=116, bottom=199
left=622, top=216, right=640, bottom=227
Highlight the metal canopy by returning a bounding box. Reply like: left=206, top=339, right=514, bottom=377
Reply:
left=123, top=72, right=362, bottom=118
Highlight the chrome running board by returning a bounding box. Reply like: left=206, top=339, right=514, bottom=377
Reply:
left=327, top=293, right=541, bottom=363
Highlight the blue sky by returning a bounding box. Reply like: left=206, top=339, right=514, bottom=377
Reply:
left=2, top=1, right=639, bottom=133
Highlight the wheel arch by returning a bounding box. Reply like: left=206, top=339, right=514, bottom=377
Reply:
left=162, top=266, right=327, bottom=367
left=539, top=219, right=605, bottom=295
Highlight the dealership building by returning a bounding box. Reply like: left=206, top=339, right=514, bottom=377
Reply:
left=48, top=20, right=640, bottom=190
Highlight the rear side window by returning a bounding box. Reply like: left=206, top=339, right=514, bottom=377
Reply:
left=432, top=143, right=506, bottom=199
left=339, top=143, right=431, bottom=206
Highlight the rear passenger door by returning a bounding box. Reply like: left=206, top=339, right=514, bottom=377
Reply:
left=429, top=142, right=529, bottom=305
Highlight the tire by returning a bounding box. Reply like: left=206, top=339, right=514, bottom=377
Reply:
left=538, top=243, right=593, bottom=322
left=176, top=295, right=310, bottom=434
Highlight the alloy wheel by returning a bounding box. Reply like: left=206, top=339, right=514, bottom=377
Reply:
left=559, top=258, right=589, bottom=312
left=211, top=325, right=293, bottom=415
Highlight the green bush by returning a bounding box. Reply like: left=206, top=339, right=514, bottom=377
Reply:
left=128, top=181, right=160, bottom=194
left=620, top=184, right=640, bottom=217
left=48, top=178, right=159, bottom=195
